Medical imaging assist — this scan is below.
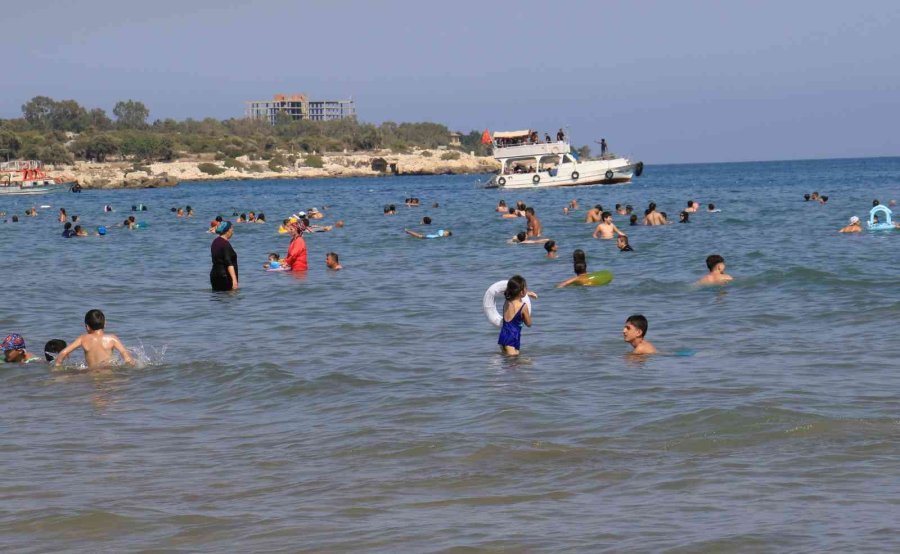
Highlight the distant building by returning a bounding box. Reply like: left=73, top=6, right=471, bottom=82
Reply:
left=246, top=94, right=355, bottom=124
left=449, top=132, right=462, bottom=147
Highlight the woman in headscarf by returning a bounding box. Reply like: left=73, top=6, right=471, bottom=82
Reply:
left=282, top=221, right=309, bottom=271
left=210, top=221, right=239, bottom=291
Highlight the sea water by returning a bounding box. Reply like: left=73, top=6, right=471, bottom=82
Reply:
left=1, top=157, right=899, bottom=552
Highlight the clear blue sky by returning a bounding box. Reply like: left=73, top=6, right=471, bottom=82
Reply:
left=4, top=0, right=899, bottom=163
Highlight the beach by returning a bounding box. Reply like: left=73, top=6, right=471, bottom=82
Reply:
left=2, top=157, right=899, bottom=551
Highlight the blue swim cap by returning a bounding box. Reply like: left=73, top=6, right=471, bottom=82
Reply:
left=97, top=226, right=107, bottom=235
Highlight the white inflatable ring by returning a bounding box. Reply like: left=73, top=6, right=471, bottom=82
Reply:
left=483, top=280, right=533, bottom=327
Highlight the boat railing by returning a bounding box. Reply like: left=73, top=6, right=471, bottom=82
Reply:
left=0, top=160, right=43, bottom=171
left=492, top=141, right=570, bottom=159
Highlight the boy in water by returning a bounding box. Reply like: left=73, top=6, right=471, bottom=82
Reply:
left=592, top=211, right=627, bottom=239
left=54, top=309, right=134, bottom=369
left=1, top=334, right=41, bottom=363
left=43, top=339, right=67, bottom=363
left=585, top=204, right=603, bottom=223
left=623, top=314, right=657, bottom=354
left=697, top=254, right=733, bottom=285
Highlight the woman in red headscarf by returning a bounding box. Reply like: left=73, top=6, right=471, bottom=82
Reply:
left=282, top=222, right=308, bottom=271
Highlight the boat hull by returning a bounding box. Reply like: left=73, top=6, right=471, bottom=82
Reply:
left=488, top=160, right=639, bottom=189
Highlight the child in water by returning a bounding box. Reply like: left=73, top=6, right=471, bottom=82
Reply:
left=54, top=309, right=134, bottom=369
left=264, top=253, right=282, bottom=269
left=696, top=254, right=733, bottom=285
left=623, top=314, right=657, bottom=354
left=498, top=275, right=534, bottom=356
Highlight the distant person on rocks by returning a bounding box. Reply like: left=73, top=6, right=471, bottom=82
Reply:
left=696, top=254, right=733, bottom=286
left=839, top=216, right=862, bottom=233
left=623, top=315, right=657, bottom=354
left=210, top=221, right=239, bottom=290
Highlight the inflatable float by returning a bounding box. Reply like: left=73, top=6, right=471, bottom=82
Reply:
left=868, top=205, right=895, bottom=231
left=483, top=280, right=533, bottom=327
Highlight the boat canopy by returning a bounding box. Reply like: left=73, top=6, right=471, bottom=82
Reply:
left=493, top=130, right=532, bottom=140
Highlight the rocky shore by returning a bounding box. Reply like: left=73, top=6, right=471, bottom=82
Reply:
left=46, top=150, right=499, bottom=190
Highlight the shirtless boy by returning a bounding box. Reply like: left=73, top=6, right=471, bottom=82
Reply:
left=54, top=309, right=134, bottom=369
left=623, top=314, right=657, bottom=354
left=592, top=212, right=627, bottom=239
left=696, top=254, right=733, bottom=285
left=585, top=205, right=603, bottom=223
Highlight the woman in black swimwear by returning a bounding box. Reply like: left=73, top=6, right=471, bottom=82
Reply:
left=210, top=221, right=239, bottom=291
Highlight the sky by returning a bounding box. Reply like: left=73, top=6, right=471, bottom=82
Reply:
left=3, top=0, right=899, bottom=163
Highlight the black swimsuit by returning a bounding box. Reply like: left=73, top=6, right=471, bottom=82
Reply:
left=210, top=236, right=238, bottom=291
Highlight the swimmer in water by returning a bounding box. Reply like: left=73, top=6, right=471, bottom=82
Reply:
left=1, top=334, right=41, bottom=364
left=264, top=252, right=282, bottom=269
left=525, top=207, right=542, bottom=237
left=708, top=203, right=720, bottom=212
left=585, top=204, right=603, bottom=223
left=405, top=228, right=452, bottom=239
left=544, top=240, right=558, bottom=258
left=569, top=199, right=579, bottom=211
left=839, top=216, right=862, bottom=233
left=509, top=231, right=549, bottom=244
left=422, top=216, right=432, bottom=225
left=43, top=339, right=67, bottom=363
left=326, top=252, right=343, bottom=270
left=62, top=222, right=75, bottom=238
left=496, top=200, right=508, bottom=213
left=592, top=211, right=627, bottom=239
left=55, top=309, right=134, bottom=369
left=497, top=275, right=535, bottom=356
left=501, top=207, right=520, bottom=219
left=643, top=203, right=666, bottom=226
left=685, top=200, right=697, bottom=213
left=696, top=254, right=733, bottom=285
left=74, top=225, right=88, bottom=237
left=556, top=249, right=595, bottom=288
left=617, top=235, right=634, bottom=251
left=629, top=214, right=639, bottom=226
left=623, top=314, right=657, bottom=354
left=679, top=211, right=690, bottom=223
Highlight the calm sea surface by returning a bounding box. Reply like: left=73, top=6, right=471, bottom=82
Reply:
left=1, top=157, right=899, bottom=553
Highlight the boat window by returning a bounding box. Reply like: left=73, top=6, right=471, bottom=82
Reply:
left=561, top=155, right=572, bottom=164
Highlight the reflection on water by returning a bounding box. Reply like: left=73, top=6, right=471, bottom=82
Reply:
left=2, top=159, right=900, bottom=551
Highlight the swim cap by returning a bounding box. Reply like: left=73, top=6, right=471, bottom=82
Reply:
left=1, top=333, right=25, bottom=352
left=98, top=226, right=107, bottom=235
left=850, top=216, right=860, bottom=224
left=216, top=221, right=233, bottom=235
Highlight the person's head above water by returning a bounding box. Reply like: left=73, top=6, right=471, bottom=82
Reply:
left=515, top=231, right=527, bottom=242
left=630, top=214, right=638, bottom=225
left=504, top=275, right=527, bottom=301
left=422, top=216, right=432, bottom=225
left=43, top=339, right=67, bottom=362
left=687, top=200, right=694, bottom=207
left=873, top=199, right=880, bottom=207
left=804, top=194, right=810, bottom=201
left=573, top=249, right=587, bottom=274
left=648, top=202, right=657, bottom=211
left=706, top=254, right=725, bottom=272
left=679, top=211, right=689, bottom=223
left=624, top=314, right=649, bottom=340
left=525, top=207, right=535, bottom=215
left=544, top=240, right=557, bottom=254
left=849, top=216, right=860, bottom=225
left=601, top=211, right=612, bottom=222
left=84, top=309, right=105, bottom=331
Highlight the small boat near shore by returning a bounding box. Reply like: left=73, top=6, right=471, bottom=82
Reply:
left=484, top=130, right=642, bottom=189
left=0, top=160, right=71, bottom=195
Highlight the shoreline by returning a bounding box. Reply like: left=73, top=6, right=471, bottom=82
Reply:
left=45, top=150, right=500, bottom=189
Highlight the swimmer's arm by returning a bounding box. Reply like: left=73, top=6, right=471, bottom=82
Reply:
left=527, top=291, right=538, bottom=299
left=556, top=276, right=578, bottom=288
left=613, top=224, right=626, bottom=237
left=404, top=229, right=424, bottom=239
left=592, top=224, right=602, bottom=238
left=54, top=336, right=82, bottom=367
left=228, top=266, right=239, bottom=289
left=111, top=336, right=135, bottom=365
left=522, top=304, right=532, bottom=327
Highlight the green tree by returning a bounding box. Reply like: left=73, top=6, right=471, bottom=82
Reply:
left=48, top=100, right=87, bottom=132
left=70, top=133, right=121, bottom=162
left=121, top=133, right=173, bottom=161
left=0, top=130, right=22, bottom=159
left=576, top=145, right=591, bottom=159
left=86, top=108, right=113, bottom=130
left=113, top=100, right=150, bottom=129
left=22, top=96, right=56, bottom=130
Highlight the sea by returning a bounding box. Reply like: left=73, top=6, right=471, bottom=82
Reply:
left=1, top=157, right=899, bottom=553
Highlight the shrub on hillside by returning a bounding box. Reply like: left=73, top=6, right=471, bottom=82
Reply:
left=198, top=162, right=225, bottom=175
left=440, top=151, right=460, bottom=161
left=303, top=154, right=324, bottom=168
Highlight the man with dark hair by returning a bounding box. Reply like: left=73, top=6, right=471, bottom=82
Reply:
left=697, top=254, right=733, bottom=285
left=55, top=309, right=134, bottom=369
left=525, top=206, right=542, bottom=237
left=43, top=339, right=67, bottom=362
left=325, top=252, right=342, bottom=271
left=624, top=315, right=656, bottom=354
left=585, top=204, right=603, bottom=223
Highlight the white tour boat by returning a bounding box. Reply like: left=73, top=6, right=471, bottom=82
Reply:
left=485, top=130, right=642, bottom=189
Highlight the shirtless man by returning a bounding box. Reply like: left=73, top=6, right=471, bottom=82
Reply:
left=615, top=204, right=628, bottom=216
left=642, top=203, right=667, bottom=226
left=696, top=254, right=734, bottom=285
left=585, top=204, right=603, bottom=223
left=623, top=314, right=657, bottom=354
left=525, top=207, right=542, bottom=237
left=592, top=211, right=627, bottom=239
left=839, top=216, right=862, bottom=233
left=54, top=309, right=134, bottom=369
left=685, top=200, right=698, bottom=213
